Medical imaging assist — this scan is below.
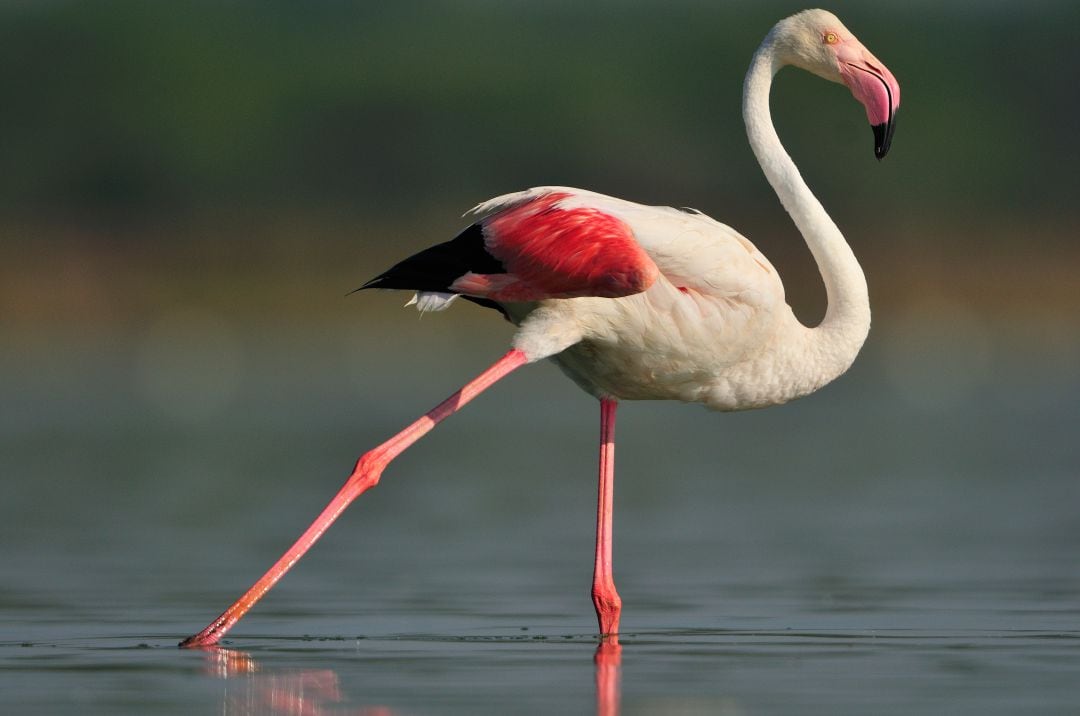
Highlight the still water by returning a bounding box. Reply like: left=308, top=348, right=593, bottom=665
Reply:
left=2, top=320, right=1079, bottom=714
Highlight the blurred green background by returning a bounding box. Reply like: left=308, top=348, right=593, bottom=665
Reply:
left=3, top=0, right=1077, bottom=328
left=2, top=0, right=1077, bottom=524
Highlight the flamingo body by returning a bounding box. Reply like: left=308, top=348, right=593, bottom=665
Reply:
left=369, top=186, right=808, bottom=410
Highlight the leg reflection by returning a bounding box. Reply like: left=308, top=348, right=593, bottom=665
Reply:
left=198, top=646, right=394, bottom=716
left=194, top=638, right=618, bottom=715
left=594, top=635, right=622, bottom=716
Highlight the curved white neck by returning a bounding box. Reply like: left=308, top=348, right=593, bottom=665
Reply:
left=743, top=38, right=871, bottom=388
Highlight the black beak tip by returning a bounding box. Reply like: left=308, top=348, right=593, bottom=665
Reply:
left=872, top=111, right=897, bottom=160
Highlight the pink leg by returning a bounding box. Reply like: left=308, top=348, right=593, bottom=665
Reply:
left=180, top=348, right=529, bottom=648
left=591, top=397, right=622, bottom=636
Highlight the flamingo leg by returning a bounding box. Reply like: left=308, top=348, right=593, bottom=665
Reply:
left=180, top=348, right=529, bottom=648
left=591, top=397, right=622, bottom=636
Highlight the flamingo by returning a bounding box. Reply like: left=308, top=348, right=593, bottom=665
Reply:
left=181, top=8, right=899, bottom=648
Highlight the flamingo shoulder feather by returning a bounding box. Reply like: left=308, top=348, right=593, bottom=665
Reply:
left=455, top=187, right=659, bottom=303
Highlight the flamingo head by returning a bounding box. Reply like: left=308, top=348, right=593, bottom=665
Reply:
left=771, top=9, right=900, bottom=159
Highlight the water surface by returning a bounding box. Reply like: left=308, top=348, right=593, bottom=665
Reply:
left=3, top=326, right=1078, bottom=714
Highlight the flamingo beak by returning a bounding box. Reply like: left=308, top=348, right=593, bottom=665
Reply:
left=837, top=43, right=900, bottom=159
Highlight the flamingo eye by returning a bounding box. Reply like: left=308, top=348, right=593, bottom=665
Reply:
left=824, top=32, right=839, bottom=44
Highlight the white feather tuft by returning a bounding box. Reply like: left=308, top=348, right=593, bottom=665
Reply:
left=408, top=291, right=460, bottom=313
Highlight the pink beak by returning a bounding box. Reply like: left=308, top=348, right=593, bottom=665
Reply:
left=837, top=42, right=900, bottom=159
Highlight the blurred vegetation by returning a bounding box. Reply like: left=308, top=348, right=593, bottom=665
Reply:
left=0, top=0, right=1077, bottom=327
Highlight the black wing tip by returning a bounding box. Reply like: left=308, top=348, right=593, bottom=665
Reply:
left=346, top=276, right=386, bottom=296
left=354, top=222, right=506, bottom=295
left=348, top=222, right=511, bottom=319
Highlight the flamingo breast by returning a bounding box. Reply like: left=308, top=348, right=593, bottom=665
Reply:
left=522, top=274, right=795, bottom=411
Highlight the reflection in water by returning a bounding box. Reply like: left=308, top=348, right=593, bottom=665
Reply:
left=203, top=647, right=386, bottom=716
left=594, top=636, right=622, bottom=716
left=199, top=639, right=624, bottom=716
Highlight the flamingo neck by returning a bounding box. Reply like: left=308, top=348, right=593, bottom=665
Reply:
left=742, top=38, right=871, bottom=391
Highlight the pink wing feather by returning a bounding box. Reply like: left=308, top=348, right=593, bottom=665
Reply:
left=450, top=192, right=659, bottom=302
